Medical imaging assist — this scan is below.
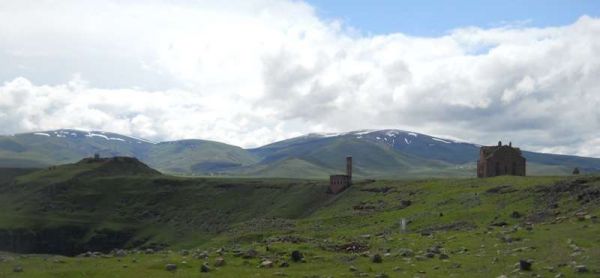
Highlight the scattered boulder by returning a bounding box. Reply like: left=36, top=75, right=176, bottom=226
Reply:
left=279, top=261, right=289, bottom=268
left=574, top=265, right=588, bottom=273
left=349, top=265, right=358, bottom=272
left=575, top=212, right=588, bottom=221
left=291, top=250, right=304, bottom=262
left=194, top=251, right=209, bottom=259
left=398, top=248, right=414, bottom=257
left=372, top=254, right=383, bottom=263
left=399, top=200, right=412, bottom=208
left=115, top=249, right=127, bottom=257
left=490, top=221, right=509, bottom=227
left=180, top=250, right=189, bottom=256
left=519, top=259, right=532, bottom=271
left=200, top=263, right=210, bottom=273
left=165, top=264, right=177, bottom=272
left=439, top=253, right=450, bottom=260
left=52, top=258, right=66, bottom=264
left=260, top=260, right=274, bottom=268
left=375, top=274, right=389, bottom=278
left=215, top=257, right=226, bottom=267
left=425, top=252, right=435, bottom=258
left=243, top=249, right=259, bottom=259
left=501, top=235, right=520, bottom=243
left=13, top=266, right=23, bottom=273
left=144, top=248, right=155, bottom=254
left=427, top=245, right=441, bottom=254
left=336, top=242, right=369, bottom=253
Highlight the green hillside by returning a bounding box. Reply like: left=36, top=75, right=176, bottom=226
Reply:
left=145, top=140, right=259, bottom=175
left=0, top=162, right=598, bottom=277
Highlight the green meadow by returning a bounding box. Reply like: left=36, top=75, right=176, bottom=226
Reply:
left=0, top=160, right=598, bottom=277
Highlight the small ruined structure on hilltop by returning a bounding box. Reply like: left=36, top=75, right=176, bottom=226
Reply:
left=477, top=141, right=526, bottom=178
left=329, top=156, right=352, bottom=194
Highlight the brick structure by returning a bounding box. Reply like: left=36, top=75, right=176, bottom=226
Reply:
left=477, top=141, right=526, bottom=178
left=329, top=156, right=352, bottom=194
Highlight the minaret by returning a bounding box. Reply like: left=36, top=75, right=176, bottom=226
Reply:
left=346, top=156, right=352, bottom=185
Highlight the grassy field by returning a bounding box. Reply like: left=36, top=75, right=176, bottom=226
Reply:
left=0, top=161, right=598, bottom=277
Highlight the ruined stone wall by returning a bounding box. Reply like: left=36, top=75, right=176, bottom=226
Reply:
left=329, top=175, right=350, bottom=194
left=478, top=146, right=526, bottom=177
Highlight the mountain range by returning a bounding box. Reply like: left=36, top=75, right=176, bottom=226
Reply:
left=0, top=129, right=598, bottom=178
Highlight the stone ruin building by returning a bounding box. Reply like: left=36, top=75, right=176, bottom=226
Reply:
left=477, top=141, right=526, bottom=178
left=329, top=156, right=352, bottom=194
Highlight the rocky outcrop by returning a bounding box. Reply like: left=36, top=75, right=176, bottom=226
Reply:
left=0, top=226, right=136, bottom=256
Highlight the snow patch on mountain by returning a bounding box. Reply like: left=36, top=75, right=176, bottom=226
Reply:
left=309, top=132, right=348, bottom=138
left=432, top=137, right=452, bottom=144
left=352, top=130, right=376, bottom=135
left=85, top=133, right=111, bottom=140
left=385, top=130, right=399, bottom=137
left=24, top=129, right=156, bottom=144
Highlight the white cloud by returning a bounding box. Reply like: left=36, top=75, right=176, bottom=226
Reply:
left=0, top=1, right=599, bottom=157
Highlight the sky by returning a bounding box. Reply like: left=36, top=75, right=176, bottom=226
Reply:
left=1, top=0, right=600, bottom=157
left=308, top=0, right=600, bottom=36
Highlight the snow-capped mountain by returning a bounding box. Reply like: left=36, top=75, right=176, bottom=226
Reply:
left=1, top=129, right=599, bottom=177
left=29, top=129, right=155, bottom=144
left=256, top=129, right=480, bottom=165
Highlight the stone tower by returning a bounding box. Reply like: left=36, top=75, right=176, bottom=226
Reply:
left=329, top=156, right=353, bottom=194
left=346, top=156, right=352, bottom=184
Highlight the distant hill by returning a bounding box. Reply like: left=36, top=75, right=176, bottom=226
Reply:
left=0, top=129, right=599, bottom=177
left=74, top=156, right=162, bottom=177
left=0, top=129, right=257, bottom=175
